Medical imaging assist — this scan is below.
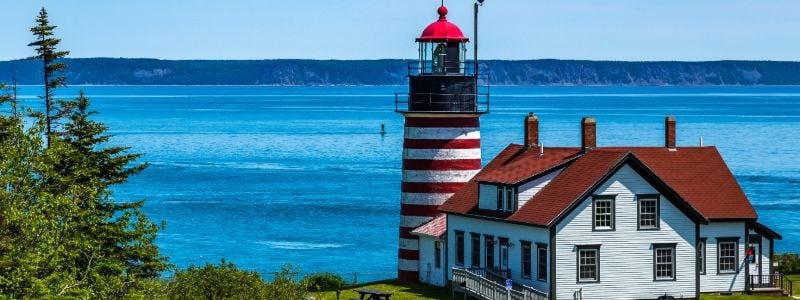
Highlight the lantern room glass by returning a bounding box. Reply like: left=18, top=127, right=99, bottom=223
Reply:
left=417, top=41, right=468, bottom=75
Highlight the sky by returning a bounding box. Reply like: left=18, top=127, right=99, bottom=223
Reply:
left=1, top=0, right=799, bottom=61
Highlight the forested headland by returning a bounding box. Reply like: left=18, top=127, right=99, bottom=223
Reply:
left=3, top=58, right=800, bottom=86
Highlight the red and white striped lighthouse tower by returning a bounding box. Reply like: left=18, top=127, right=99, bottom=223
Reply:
left=396, top=5, right=488, bottom=282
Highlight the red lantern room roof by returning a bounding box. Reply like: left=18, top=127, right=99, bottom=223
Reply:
left=416, top=6, right=469, bottom=43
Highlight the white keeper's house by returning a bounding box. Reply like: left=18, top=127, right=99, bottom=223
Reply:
left=409, top=114, right=782, bottom=300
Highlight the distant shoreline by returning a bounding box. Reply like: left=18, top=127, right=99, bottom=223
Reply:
left=4, top=58, right=800, bottom=86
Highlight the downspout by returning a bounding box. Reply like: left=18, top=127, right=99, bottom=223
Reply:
left=549, top=226, right=556, bottom=300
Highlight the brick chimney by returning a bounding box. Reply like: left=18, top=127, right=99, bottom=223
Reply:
left=581, top=117, right=596, bottom=151
left=665, top=116, right=676, bottom=150
left=524, top=112, right=539, bottom=148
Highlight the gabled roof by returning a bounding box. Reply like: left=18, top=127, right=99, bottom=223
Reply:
left=439, top=145, right=759, bottom=227
left=410, top=214, right=447, bottom=238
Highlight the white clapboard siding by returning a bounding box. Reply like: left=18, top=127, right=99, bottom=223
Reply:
left=418, top=236, right=446, bottom=287
left=700, top=222, right=746, bottom=293
left=554, top=164, right=697, bottom=300
left=448, top=214, right=551, bottom=294
left=762, top=236, right=772, bottom=275
left=517, top=169, right=563, bottom=208
left=478, top=183, right=497, bottom=210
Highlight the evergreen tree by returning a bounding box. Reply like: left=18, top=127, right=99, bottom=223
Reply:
left=28, top=7, right=69, bottom=146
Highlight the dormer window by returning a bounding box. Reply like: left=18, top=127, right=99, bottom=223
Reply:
left=496, top=185, right=517, bottom=212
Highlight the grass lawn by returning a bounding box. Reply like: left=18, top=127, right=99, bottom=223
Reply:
left=316, top=280, right=451, bottom=300
left=313, top=277, right=800, bottom=300
left=787, top=274, right=800, bottom=296
left=700, top=295, right=789, bottom=300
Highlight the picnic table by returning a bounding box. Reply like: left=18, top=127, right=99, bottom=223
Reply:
left=351, top=288, right=392, bottom=300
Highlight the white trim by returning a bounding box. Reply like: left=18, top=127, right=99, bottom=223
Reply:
left=401, top=192, right=454, bottom=205
left=400, top=238, right=420, bottom=251
left=398, top=259, right=420, bottom=271
left=403, top=148, right=481, bottom=160
left=404, top=127, right=480, bottom=140
left=402, top=170, right=479, bottom=183
left=401, top=215, right=434, bottom=228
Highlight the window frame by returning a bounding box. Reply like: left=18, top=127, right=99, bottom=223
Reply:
left=505, top=186, right=515, bottom=212
left=537, top=243, right=548, bottom=282
left=434, top=240, right=442, bottom=269
left=521, top=241, right=532, bottom=279
left=497, top=186, right=504, bottom=212
left=576, top=245, right=601, bottom=283
left=470, top=233, right=481, bottom=268
left=499, top=237, right=510, bottom=269
left=591, top=195, right=616, bottom=231
left=637, top=194, right=660, bottom=230
left=455, top=231, right=465, bottom=266
left=484, top=235, right=495, bottom=269
left=717, top=237, right=740, bottom=274
left=653, top=243, right=677, bottom=281
left=698, top=238, right=707, bottom=275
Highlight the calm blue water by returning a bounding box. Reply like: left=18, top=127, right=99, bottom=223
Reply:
left=14, top=85, right=800, bottom=280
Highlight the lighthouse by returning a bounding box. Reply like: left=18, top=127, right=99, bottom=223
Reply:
left=396, top=5, right=488, bottom=283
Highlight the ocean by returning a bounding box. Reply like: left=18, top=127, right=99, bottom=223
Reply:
left=13, top=85, right=800, bottom=281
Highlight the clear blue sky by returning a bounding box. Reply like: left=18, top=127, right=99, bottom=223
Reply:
left=2, top=0, right=799, bottom=61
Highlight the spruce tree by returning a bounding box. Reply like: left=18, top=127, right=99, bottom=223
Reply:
left=28, top=7, right=69, bottom=146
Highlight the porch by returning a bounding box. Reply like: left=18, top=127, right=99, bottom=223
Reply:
left=451, top=267, right=548, bottom=300
left=747, top=274, right=794, bottom=297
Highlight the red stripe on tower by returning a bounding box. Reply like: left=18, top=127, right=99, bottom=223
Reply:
left=398, top=115, right=481, bottom=282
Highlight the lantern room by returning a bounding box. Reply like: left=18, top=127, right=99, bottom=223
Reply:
left=395, top=5, right=489, bottom=114
left=416, top=6, right=469, bottom=74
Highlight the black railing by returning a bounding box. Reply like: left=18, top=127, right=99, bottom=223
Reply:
left=748, top=273, right=793, bottom=296
left=395, top=92, right=490, bottom=113
left=408, top=61, right=481, bottom=76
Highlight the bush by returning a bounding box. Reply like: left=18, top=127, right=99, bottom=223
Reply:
left=163, top=259, right=268, bottom=299
left=264, top=264, right=308, bottom=300
left=305, top=273, right=345, bottom=291
left=775, top=253, right=800, bottom=275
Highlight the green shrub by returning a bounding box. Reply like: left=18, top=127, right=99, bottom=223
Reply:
left=164, top=259, right=268, bottom=299
left=305, top=272, right=345, bottom=291
left=264, top=264, right=308, bottom=300
left=775, top=253, right=800, bottom=275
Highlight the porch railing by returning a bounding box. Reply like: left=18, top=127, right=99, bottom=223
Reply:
left=452, top=267, right=547, bottom=300
left=748, top=273, right=793, bottom=296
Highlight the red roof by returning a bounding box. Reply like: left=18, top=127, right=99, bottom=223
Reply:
left=416, top=6, right=469, bottom=43
left=440, top=145, right=758, bottom=227
left=411, top=214, right=447, bottom=238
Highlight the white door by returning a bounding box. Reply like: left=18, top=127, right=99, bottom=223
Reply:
left=748, top=243, right=760, bottom=283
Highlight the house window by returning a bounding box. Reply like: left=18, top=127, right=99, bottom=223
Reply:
left=496, top=186, right=517, bottom=212
left=521, top=241, right=532, bottom=279
left=577, top=245, right=600, bottom=282
left=638, top=196, right=659, bottom=230
left=499, top=238, right=509, bottom=270
left=592, top=196, right=615, bottom=231
left=455, top=231, right=464, bottom=266
left=653, top=244, right=676, bottom=281
left=471, top=233, right=481, bottom=267
left=485, top=235, right=495, bottom=269
left=699, top=238, right=706, bottom=274
left=434, top=241, right=442, bottom=268
left=506, top=187, right=514, bottom=212
left=718, top=238, right=739, bottom=274
left=497, top=187, right=504, bottom=211
left=537, top=243, right=548, bottom=282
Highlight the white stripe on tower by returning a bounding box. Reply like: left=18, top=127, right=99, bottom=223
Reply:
left=398, top=115, right=481, bottom=282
